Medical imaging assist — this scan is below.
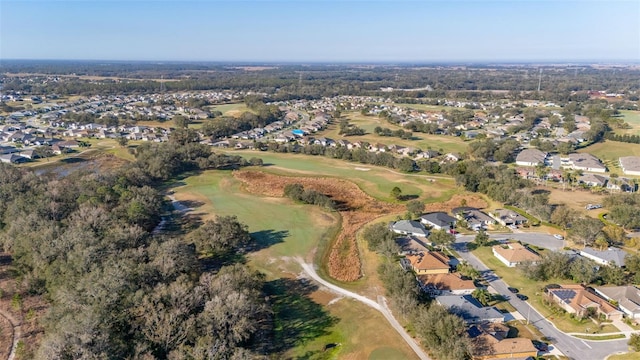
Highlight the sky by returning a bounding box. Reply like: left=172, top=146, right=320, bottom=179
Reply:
left=1, top=0, right=639, bottom=62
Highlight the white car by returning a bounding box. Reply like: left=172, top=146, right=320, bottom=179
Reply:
left=553, top=234, right=564, bottom=240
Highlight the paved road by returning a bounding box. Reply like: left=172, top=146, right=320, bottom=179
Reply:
left=296, top=258, right=431, bottom=360
left=457, top=232, right=565, bottom=251
left=452, top=239, right=629, bottom=360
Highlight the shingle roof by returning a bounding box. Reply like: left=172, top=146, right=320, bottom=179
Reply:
left=580, top=247, right=627, bottom=267
left=406, top=252, right=450, bottom=272
left=417, top=273, right=476, bottom=291
left=493, top=243, right=541, bottom=263
left=420, top=212, right=457, bottom=228
left=435, top=295, right=504, bottom=323
left=516, top=148, right=547, bottom=165
left=594, top=286, right=640, bottom=314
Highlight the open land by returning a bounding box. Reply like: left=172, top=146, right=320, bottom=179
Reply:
left=618, top=110, right=640, bottom=136
left=172, top=170, right=421, bottom=359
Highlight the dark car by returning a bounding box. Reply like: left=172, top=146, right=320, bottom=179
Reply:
left=532, top=340, right=548, bottom=352
left=516, top=294, right=528, bottom=301
left=508, top=287, right=519, bottom=294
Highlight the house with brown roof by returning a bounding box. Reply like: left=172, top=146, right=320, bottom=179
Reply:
left=492, top=243, right=540, bottom=267
left=469, top=328, right=538, bottom=360
left=417, top=273, right=476, bottom=296
left=546, top=284, right=623, bottom=321
left=404, top=251, right=451, bottom=275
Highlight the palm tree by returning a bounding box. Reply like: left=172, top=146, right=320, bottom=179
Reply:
left=472, top=288, right=492, bottom=306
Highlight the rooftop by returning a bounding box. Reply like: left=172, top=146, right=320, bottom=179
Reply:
left=492, top=243, right=541, bottom=263
left=406, top=251, right=450, bottom=272
left=580, top=247, right=628, bottom=267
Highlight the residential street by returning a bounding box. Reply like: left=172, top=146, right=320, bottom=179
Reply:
left=452, top=236, right=630, bottom=360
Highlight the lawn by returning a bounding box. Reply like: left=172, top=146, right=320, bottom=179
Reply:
left=208, top=102, right=252, bottom=117
left=221, top=149, right=458, bottom=203
left=579, top=140, right=640, bottom=168
left=319, top=111, right=468, bottom=154
left=618, top=110, right=640, bottom=135
left=471, top=246, right=619, bottom=334
left=173, top=170, right=420, bottom=359
left=608, top=352, right=640, bottom=360
left=391, top=103, right=450, bottom=113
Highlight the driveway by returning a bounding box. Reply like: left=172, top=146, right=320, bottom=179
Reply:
left=457, top=232, right=565, bottom=251
left=451, top=239, right=629, bottom=360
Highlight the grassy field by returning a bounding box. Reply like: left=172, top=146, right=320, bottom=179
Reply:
left=222, top=149, right=458, bottom=203
left=608, top=352, right=640, bottom=360
left=320, top=111, right=468, bottom=154
left=579, top=141, right=640, bottom=177
left=471, top=246, right=620, bottom=334
left=173, top=170, right=420, bottom=359
left=208, top=102, right=252, bottom=117
left=391, top=103, right=450, bottom=113
left=618, top=110, right=640, bottom=135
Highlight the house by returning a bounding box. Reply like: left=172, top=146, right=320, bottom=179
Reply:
left=420, top=212, right=457, bottom=231
left=492, top=243, right=540, bottom=267
left=390, top=220, right=430, bottom=237
left=578, top=173, right=608, bottom=187
left=435, top=295, right=504, bottom=324
left=403, top=251, right=450, bottom=275
left=515, top=148, right=547, bottom=167
left=452, top=207, right=495, bottom=231
left=546, top=284, right=623, bottom=320
left=594, top=286, right=640, bottom=319
left=490, top=209, right=528, bottom=227
left=565, top=153, right=607, bottom=173
left=468, top=328, right=538, bottom=360
left=619, top=156, right=640, bottom=176
left=0, top=154, right=27, bottom=164
left=580, top=247, right=627, bottom=267
left=417, top=273, right=476, bottom=296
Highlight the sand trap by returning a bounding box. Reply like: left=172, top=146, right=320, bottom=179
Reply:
left=355, top=167, right=371, bottom=171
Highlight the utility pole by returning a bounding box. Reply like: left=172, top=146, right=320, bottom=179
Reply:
left=537, top=68, right=542, bottom=92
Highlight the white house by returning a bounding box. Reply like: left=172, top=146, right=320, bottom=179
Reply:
left=580, top=247, right=627, bottom=267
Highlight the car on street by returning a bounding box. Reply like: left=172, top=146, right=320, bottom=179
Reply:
left=516, top=294, right=528, bottom=301
left=508, top=287, right=519, bottom=293
left=553, top=234, right=564, bottom=240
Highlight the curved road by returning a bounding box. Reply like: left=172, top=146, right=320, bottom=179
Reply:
left=296, top=258, right=431, bottom=360
left=452, top=237, right=629, bottom=360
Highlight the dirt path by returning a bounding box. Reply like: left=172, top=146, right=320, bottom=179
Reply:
left=0, top=309, right=21, bottom=360
left=296, top=258, right=431, bottom=360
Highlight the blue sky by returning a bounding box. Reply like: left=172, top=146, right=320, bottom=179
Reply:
left=1, top=0, right=639, bottom=62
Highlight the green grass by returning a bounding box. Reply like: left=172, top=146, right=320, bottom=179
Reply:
left=471, top=246, right=620, bottom=334
left=368, top=346, right=410, bottom=360
left=573, top=334, right=626, bottom=341
left=208, top=102, right=252, bottom=116
left=320, top=111, right=468, bottom=154
left=175, top=170, right=419, bottom=359
left=608, top=352, right=640, bottom=360
left=618, top=110, right=640, bottom=135
left=579, top=140, right=640, bottom=163
left=221, top=149, right=458, bottom=203
left=391, top=103, right=450, bottom=113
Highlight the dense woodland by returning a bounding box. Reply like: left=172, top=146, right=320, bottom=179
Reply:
left=0, top=143, right=290, bottom=359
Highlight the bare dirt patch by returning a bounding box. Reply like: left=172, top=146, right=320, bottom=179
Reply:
left=233, top=171, right=403, bottom=282
left=424, top=194, right=487, bottom=213
left=0, top=253, right=45, bottom=359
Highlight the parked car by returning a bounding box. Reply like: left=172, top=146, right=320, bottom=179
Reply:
left=586, top=204, right=602, bottom=210
left=553, top=234, right=564, bottom=240
left=516, top=294, right=528, bottom=301
left=508, top=287, right=519, bottom=293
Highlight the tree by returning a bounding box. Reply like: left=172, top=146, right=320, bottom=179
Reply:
left=628, top=333, right=640, bottom=352
left=456, top=262, right=480, bottom=280
left=472, top=288, right=492, bottom=306
left=406, top=200, right=425, bottom=218
left=117, top=136, right=129, bottom=147
left=173, top=115, right=189, bottom=129
left=474, top=230, right=490, bottom=246
left=391, top=186, right=402, bottom=200
left=429, top=229, right=455, bottom=250
left=569, top=217, right=603, bottom=247
left=189, top=216, right=252, bottom=255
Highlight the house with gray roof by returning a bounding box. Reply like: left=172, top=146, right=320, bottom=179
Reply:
left=390, top=220, right=430, bottom=238
left=490, top=209, right=528, bottom=227
left=594, top=286, right=640, bottom=319
left=435, top=295, right=504, bottom=324
left=619, top=156, right=640, bottom=176
left=566, top=153, right=607, bottom=173
left=420, top=212, right=457, bottom=231
left=578, top=173, right=608, bottom=187
left=515, top=149, right=547, bottom=167
left=580, top=247, right=627, bottom=267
